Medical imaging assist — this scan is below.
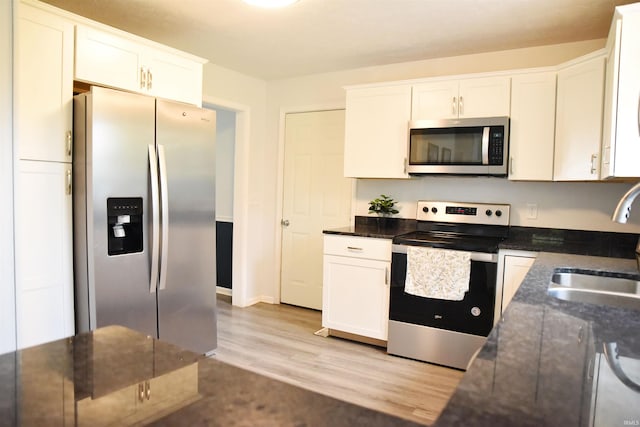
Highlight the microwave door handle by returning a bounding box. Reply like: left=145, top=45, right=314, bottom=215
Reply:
left=482, top=126, right=490, bottom=165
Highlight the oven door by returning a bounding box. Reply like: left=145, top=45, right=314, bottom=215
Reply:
left=389, top=244, right=497, bottom=337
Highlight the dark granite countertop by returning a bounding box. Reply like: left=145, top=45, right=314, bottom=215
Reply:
left=434, top=252, right=640, bottom=427
left=0, top=325, right=421, bottom=427
left=324, top=217, right=639, bottom=259
left=323, top=217, right=417, bottom=239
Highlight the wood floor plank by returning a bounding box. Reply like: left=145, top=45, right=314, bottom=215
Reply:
left=212, top=295, right=463, bottom=425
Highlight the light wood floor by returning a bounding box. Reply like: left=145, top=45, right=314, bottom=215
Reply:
left=212, top=295, right=463, bottom=425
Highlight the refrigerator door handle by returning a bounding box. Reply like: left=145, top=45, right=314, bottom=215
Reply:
left=148, top=144, right=160, bottom=293
left=158, top=144, right=170, bottom=291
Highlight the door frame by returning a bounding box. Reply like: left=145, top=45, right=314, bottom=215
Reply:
left=274, top=103, right=355, bottom=304
left=202, top=95, right=251, bottom=308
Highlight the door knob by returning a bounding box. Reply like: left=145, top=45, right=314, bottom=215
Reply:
left=281, top=219, right=290, bottom=227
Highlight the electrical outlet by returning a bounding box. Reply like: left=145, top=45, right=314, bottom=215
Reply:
left=526, top=203, right=538, bottom=220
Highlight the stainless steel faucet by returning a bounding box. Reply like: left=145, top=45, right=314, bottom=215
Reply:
left=612, top=182, right=640, bottom=269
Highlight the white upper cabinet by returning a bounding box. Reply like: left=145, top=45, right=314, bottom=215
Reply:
left=343, top=85, right=411, bottom=178
left=508, top=71, right=557, bottom=181
left=75, top=25, right=205, bottom=106
left=553, top=54, right=605, bottom=181
left=412, top=76, right=511, bottom=120
left=15, top=3, right=73, bottom=163
left=601, top=4, right=640, bottom=179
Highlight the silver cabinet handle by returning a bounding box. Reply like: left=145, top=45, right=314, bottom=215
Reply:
left=452, top=96, right=457, bottom=116
left=65, top=130, right=72, bottom=157
left=347, top=246, right=363, bottom=251
left=65, top=168, right=72, bottom=195
left=145, top=381, right=151, bottom=400
left=281, top=219, right=290, bottom=227
left=590, top=153, right=598, bottom=175
left=148, top=145, right=160, bottom=294
left=510, top=157, right=514, bottom=175
left=147, top=69, right=153, bottom=90
left=140, top=67, right=147, bottom=89
left=138, top=383, right=145, bottom=403
left=158, top=144, right=170, bottom=291
left=385, top=267, right=389, bottom=285
left=459, top=96, right=464, bottom=116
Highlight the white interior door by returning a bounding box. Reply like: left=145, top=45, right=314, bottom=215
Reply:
left=280, top=110, right=351, bottom=310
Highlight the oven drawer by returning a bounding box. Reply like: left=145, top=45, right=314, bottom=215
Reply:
left=323, top=235, right=391, bottom=261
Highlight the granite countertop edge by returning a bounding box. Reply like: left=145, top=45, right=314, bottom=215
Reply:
left=433, top=252, right=640, bottom=426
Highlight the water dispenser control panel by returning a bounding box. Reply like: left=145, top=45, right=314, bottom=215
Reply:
left=107, top=197, right=143, bottom=256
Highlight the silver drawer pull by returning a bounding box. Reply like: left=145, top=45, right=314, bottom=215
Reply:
left=347, top=246, right=363, bottom=251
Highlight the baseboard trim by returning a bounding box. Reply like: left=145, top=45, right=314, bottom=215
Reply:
left=216, top=286, right=232, bottom=296
left=328, top=329, right=387, bottom=348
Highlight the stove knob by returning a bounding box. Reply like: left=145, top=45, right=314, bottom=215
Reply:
left=422, top=206, right=429, bottom=213
left=495, top=210, right=502, bottom=217
left=431, top=207, right=438, bottom=214
left=471, top=307, right=481, bottom=317
left=485, top=209, right=493, bottom=217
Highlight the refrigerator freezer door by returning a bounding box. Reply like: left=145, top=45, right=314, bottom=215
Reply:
left=155, top=99, right=217, bottom=354
left=81, top=87, right=158, bottom=337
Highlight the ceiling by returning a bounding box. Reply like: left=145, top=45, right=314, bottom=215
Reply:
left=40, top=0, right=635, bottom=80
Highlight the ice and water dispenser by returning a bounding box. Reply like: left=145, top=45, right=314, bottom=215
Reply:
left=107, top=197, right=143, bottom=255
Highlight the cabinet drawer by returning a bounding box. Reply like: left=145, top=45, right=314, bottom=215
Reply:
left=323, top=235, right=391, bottom=261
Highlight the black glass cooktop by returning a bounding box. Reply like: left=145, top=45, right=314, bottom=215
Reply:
left=393, top=230, right=504, bottom=253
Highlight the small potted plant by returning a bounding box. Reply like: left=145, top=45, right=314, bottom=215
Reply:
left=368, top=194, right=399, bottom=230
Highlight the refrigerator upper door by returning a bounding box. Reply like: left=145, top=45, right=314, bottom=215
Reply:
left=155, top=99, right=217, bottom=354
left=86, top=87, right=158, bottom=338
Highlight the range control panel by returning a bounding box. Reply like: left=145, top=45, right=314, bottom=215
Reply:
left=416, top=200, right=510, bottom=226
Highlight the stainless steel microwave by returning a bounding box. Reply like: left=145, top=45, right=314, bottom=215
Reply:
left=407, top=117, right=509, bottom=176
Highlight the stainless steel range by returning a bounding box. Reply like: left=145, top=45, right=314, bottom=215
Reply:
left=388, top=200, right=510, bottom=370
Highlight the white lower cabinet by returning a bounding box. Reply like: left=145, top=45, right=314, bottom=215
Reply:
left=14, top=160, right=74, bottom=349
left=322, top=235, right=391, bottom=341
left=498, top=250, right=537, bottom=313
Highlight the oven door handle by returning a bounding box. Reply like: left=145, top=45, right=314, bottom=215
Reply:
left=392, top=244, right=497, bottom=263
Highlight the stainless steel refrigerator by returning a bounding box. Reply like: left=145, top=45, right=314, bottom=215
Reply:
left=73, top=86, right=217, bottom=354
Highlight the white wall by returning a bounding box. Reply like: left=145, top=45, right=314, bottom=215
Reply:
left=258, top=39, right=640, bottom=302
left=202, top=62, right=272, bottom=304
left=355, top=178, right=640, bottom=233
left=1, top=0, right=16, bottom=354
left=210, top=106, right=235, bottom=222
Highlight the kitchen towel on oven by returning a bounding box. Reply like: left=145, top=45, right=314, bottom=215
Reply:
left=405, top=247, right=471, bottom=300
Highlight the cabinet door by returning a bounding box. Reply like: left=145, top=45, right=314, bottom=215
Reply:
left=15, top=4, right=73, bottom=162
left=538, top=309, right=589, bottom=425
left=508, top=72, right=556, bottom=181
left=600, top=19, right=622, bottom=179
left=502, top=255, right=535, bottom=312
left=554, top=56, right=605, bottom=181
left=75, top=25, right=143, bottom=93
left=605, top=10, right=640, bottom=178
left=458, top=76, right=511, bottom=118
left=343, top=85, right=411, bottom=178
left=411, top=81, right=459, bottom=120
left=145, top=49, right=203, bottom=107
left=14, top=161, right=74, bottom=349
left=322, top=255, right=390, bottom=340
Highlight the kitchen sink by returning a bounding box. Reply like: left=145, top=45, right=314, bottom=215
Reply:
left=548, top=269, right=640, bottom=311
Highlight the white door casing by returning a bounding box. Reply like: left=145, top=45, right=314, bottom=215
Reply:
left=280, top=110, right=351, bottom=310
